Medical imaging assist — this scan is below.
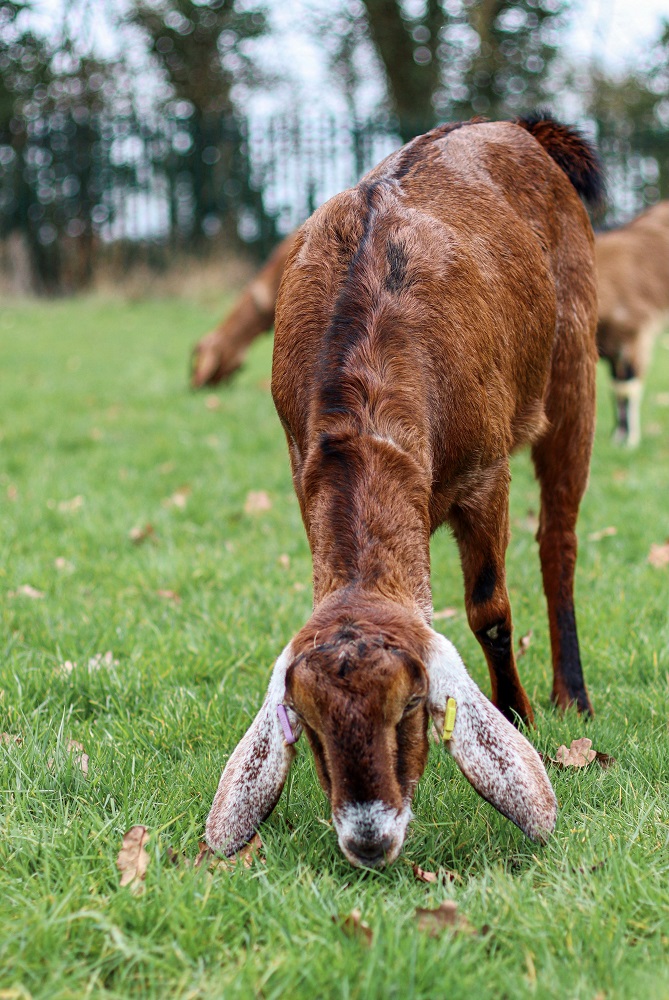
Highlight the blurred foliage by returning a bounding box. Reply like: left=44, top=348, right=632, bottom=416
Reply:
left=126, top=0, right=276, bottom=250
left=1, top=1, right=668, bottom=293
left=327, top=0, right=570, bottom=139
left=127, top=0, right=268, bottom=116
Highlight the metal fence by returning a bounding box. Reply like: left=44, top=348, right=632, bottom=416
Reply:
left=1, top=110, right=667, bottom=293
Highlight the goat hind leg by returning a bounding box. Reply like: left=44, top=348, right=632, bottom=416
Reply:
left=532, top=345, right=596, bottom=714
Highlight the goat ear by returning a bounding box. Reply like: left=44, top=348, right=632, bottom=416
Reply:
left=206, top=644, right=302, bottom=855
left=425, top=631, right=557, bottom=843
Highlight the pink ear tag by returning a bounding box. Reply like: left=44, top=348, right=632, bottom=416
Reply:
left=277, top=704, right=297, bottom=744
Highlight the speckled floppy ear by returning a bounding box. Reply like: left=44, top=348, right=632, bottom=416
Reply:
left=206, top=643, right=302, bottom=856
left=426, top=631, right=557, bottom=843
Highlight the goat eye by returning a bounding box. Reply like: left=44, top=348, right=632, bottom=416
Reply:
left=403, top=694, right=424, bottom=715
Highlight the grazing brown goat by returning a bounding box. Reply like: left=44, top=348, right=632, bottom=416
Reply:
left=191, top=234, right=297, bottom=387
left=596, top=200, right=669, bottom=447
left=206, top=115, right=602, bottom=868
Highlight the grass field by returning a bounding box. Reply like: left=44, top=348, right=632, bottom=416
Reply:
left=1, top=296, right=668, bottom=1000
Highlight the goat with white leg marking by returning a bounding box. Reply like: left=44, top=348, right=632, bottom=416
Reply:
left=206, top=114, right=603, bottom=868
left=596, top=200, right=669, bottom=447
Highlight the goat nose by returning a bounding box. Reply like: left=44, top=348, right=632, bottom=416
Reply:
left=347, top=835, right=393, bottom=867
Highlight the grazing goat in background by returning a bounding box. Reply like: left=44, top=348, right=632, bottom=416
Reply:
left=206, top=115, right=602, bottom=869
left=596, top=200, right=669, bottom=447
left=191, top=233, right=296, bottom=387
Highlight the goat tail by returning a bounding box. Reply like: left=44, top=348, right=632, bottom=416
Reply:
left=517, top=111, right=605, bottom=208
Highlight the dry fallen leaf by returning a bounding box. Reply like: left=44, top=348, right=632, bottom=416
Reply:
left=433, top=607, right=458, bottom=621
left=194, top=841, right=213, bottom=868
left=333, top=908, right=373, bottom=946
left=555, top=737, right=597, bottom=767
left=88, top=651, right=118, bottom=671
left=129, top=523, right=155, bottom=544
left=244, top=490, right=272, bottom=514
left=278, top=553, right=291, bottom=569
left=157, top=589, right=181, bottom=603
left=1, top=733, right=23, bottom=747
left=415, top=900, right=476, bottom=937
left=588, top=526, right=617, bottom=542
left=54, top=557, right=75, bottom=573
left=8, top=584, right=44, bottom=600
left=413, top=864, right=438, bottom=883
left=166, top=846, right=189, bottom=868
left=58, top=495, right=84, bottom=513
left=197, top=833, right=264, bottom=871
left=117, top=826, right=150, bottom=888
left=548, top=738, right=615, bottom=770
left=517, top=630, right=532, bottom=657
left=412, top=864, right=459, bottom=885
left=66, top=739, right=89, bottom=776
left=163, top=486, right=191, bottom=510
left=648, top=541, right=669, bottom=569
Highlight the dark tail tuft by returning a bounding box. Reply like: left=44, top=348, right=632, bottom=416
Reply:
left=517, top=110, right=605, bottom=208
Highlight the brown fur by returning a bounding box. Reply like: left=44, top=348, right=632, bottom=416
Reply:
left=190, top=233, right=297, bottom=387
left=596, top=201, right=669, bottom=443
left=269, top=118, right=599, bottom=822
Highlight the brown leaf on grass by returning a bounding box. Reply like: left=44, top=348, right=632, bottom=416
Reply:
left=194, top=841, right=212, bottom=868
left=58, top=495, right=84, bottom=513
left=588, top=526, right=617, bottom=542
left=517, top=630, right=532, bottom=657
left=1, top=733, right=23, bottom=747
left=166, top=846, right=190, bottom=868
left=66, top=739, right=89, bottom=776
left=412, top=864, right=459, bottom=885
left=117, top=826, right=150, bottom=888
left=157, top=589, right=181, bottom=603
left=545, top=737, right=615, bottom=770
left=197, top=833, right=264, bottom=871
left=129, top=523, right=155, bottom=544
left=244, top=490, right=272, bottom=514
left=163, top=486, right=191, bottom=510
left=648, top=541, right=669, bottom=568
left=415, top=900, right=476, bottom=937
left=333, top=908, right=373, bottom=946
left=88, top=651, right=118, bottom=671
left=555, top=737, right=597, bottom=767
left=433, top=607, right=457, bottom=621
left=8, top=584, right=44, bottom=600
left=594, top=751, right=617, bottom=769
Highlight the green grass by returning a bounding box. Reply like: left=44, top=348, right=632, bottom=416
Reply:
left=1, top=296, right=668, bottom=1000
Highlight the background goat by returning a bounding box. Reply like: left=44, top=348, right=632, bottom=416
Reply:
left=596, top=200, right=669, bottom=447
left=206, top=115, right=602, bottom=868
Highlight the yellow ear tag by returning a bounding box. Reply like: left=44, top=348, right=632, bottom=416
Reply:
left=442, top=697, right=457, bottom=741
